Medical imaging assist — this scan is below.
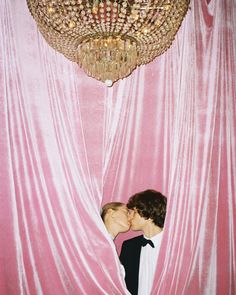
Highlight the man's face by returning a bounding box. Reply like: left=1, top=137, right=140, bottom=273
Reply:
left=128, top=208, right=149, bottom=231
left=113, top=205, right=130, bottom=232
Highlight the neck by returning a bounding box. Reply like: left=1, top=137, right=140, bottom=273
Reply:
left=143, top=224, right=163, bottom=239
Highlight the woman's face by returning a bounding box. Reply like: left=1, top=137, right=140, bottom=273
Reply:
left=113, top=205, right=130, bottom=233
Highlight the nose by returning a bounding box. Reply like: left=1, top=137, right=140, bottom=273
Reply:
left=128, top=210, right=134, bottom=221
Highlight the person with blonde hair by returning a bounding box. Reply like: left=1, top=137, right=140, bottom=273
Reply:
left=101, top=202, right=131, bottom=285
left=101, top=202, right=130, bottom=239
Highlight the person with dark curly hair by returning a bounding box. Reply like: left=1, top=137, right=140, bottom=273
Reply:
left=119, top=189, right=167, bottom=295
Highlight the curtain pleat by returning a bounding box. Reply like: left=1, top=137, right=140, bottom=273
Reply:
left=0, top=0, right=235, bottom=294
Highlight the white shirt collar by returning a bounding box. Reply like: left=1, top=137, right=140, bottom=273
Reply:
left=144, top=230, right=163, bottom=247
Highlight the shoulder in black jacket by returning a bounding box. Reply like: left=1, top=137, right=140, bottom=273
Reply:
left=119, top=235, right=144, bottom=295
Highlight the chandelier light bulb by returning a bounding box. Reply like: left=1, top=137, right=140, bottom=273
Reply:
left=104, top=80, right=113, bottom=87
left=26, top=0, right=190, bottom=85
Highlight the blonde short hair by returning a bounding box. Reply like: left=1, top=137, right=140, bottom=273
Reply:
left=101, top=202, right=125, bottom=221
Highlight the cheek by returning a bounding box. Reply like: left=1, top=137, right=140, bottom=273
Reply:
left=120, top=216, right=127, bottom=222
left=131, top=215, right=146, bottom=227
left=128, top=212, right=134, bottom=220
left=120, top=217, right=130, bottom=230
left=131, top=216, right=139, bottom=225
left=119, top=215, right=129, bottom=225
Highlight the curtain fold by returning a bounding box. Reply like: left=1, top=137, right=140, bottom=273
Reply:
left=0, top=0, right=235, bottom=294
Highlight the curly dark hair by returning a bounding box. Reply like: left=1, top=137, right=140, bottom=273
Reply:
left=127, top=189, right=167, bottom=228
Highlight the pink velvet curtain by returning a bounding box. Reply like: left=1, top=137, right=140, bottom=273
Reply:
left=0, top=0, right=235, bottom=294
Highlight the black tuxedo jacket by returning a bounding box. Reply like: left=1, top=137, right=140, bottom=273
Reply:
left=119, top=235, right=144, bottom=295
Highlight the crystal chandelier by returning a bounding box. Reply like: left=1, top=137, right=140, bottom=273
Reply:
left=27, top=0, right=190, bottom=86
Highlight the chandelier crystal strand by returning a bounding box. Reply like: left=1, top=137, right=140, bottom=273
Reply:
left=27, top=0, right=190, bottom=86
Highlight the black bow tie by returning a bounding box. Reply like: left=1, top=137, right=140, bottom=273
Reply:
left=141, top=237, right=155, bottom=248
